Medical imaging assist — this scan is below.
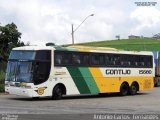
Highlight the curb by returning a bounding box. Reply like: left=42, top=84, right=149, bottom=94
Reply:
left=0, top=92, right=9, bottom=95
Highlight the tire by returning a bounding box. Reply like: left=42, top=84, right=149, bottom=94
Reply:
left=99, top=93, right=108, bottom=97
left=52, top=85, right=63, bottom=100
left=154, top=83, right=158, bottom=87
left=129, top=83, right=138, bottom=95
left=32, top=97, right=39, bottom=100
left=154, top=78, right=158, bottom=87
left=120, top=83, right=129, bottom=96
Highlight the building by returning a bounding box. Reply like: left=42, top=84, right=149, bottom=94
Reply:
left=128, top=35, right=141, bottom=39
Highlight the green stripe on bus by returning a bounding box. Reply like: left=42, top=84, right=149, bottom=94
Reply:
left=54, top=46, right=69, bottom=51
left=79, top=67, right=99, bottom=94
left=54, top=46, right=78, bottom=51
left=67, top=67, right=91, bottom=94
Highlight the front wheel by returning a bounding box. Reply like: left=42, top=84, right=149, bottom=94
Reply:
left=52, top=85, right=63, bottom=100
left=32, top=97, right=39, bottom=100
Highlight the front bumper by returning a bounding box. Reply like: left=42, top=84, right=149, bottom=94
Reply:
left=5, top=86, right=33, bottom=97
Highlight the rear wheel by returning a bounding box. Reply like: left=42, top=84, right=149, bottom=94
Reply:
left=120, top=83, right=129, bottom=96
left=52, top=85, right=63, bottom=100
left=129, top=83, right=138, bottom=95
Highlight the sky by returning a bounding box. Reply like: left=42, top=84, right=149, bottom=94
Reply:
left=0, top=0, right=160, bottom=46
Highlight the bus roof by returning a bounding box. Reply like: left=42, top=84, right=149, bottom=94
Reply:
left=67, top=45, right=118, bottom=51
left=12, top=45, right=153, bottom=56
left=12, top=46, right=54, bottom=51
left=66, top=45, right=153, bottom=55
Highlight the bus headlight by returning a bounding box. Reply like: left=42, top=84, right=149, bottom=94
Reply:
left=20, top=83, right=32, bottom=89
left=24, top=85, right=32, bottom=89
left=5, top=84, right=10, bottom=87
left=5, top=82, right=9, bottom=87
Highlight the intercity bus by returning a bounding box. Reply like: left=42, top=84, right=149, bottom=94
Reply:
left=5, top=45, right=154, bottom=99
left=153, top=51, right=160, bottom=86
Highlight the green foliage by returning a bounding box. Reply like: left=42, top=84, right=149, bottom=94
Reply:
left=0, top=68, right=5, bottom=93
left=0, top=62, right=6, bottom=93
left=0, top=61, right=6, bottom=70
left=0, top=70, right=5, bottom=81
left=0, top=22, right=24, bottom=93
left=0, top=61, right=6, bottom=81
left=0, top=22, right=24, bottom=61
left=0, top=84, right=4, bottom=92
left=78, top=38, right=160, bottom=51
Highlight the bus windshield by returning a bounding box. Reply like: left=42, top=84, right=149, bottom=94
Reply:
left=5, top=50, right=35, bottom=83
left=9, top=50, right=36, bottom=60
left=6, top=61, right=33, bottom=83
left=5, top=50, right=51, bottom=84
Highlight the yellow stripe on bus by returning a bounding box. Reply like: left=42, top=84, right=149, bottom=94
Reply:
left=89, top=68, right=154, bottom=93
left=89, top=67, right=115, bottom=93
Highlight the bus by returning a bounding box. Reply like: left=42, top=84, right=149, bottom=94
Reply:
left=5, top=45, right=154, bottom=99
left=153, top=51, right=160, bottom=87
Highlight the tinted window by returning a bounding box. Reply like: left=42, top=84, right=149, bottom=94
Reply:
left=120, top=55, right=132, bottom=67
left=81, top=54, right=89, bottom=66
left=72, top=54, right=81, bottom=65
left=91, top=54, right=105, bottom=66
left=144, top=56, right=152, bottom=67
left=9, top=50, right=36, bottom=60
left=106, top=54, right=120, bottom=66
left=35, top=50, right=51, bottom=61
left=55, top=52, right=72, bottom=66
left=33, top=50, right=51, bottom=85
left=55, top=54, right=63, bottom=65
left=62, top=53, right=72, bottom=65
left=33, top=61, right=51, bottom=85
left=54, top=51, right=153, bottom=68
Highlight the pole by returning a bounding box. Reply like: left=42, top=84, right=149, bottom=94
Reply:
left=71, top=14, right=94, bottom=45
left=71, top=24, right=74, bottom=45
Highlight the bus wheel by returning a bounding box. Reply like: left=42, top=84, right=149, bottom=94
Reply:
left=129, top=83, right=138, bottom=95
left=120, top=83, right=129, bottom=96
left=32, top=97, right=39, bottom=100
left=52, top=85, right=63, bottom=100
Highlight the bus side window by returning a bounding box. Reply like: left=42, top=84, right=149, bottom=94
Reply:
left=134, top=56, right=139, bottom=67
left=106, top=54, right=114, bottom=66
left=145, top=56, right=152, bottom=67
left=62, top=53, right=72, bottom=65
left=55, top=54, right=62, bottom=65
left=121, top=55, right=131, bottom=67
left=140, top=56, right=145, bottom=67
left=107, top=54, right=120, bottom=66
left=91, top=54, right=105, bottom=66
left=113, top=55, right=120, bottom=66
left=72, top=54, right=81, bottom=65
left=55, top=52, right=72, bottom=66
left=91, top=54, right=98, bottom=65
left=82, top=54, right=89, bottom=66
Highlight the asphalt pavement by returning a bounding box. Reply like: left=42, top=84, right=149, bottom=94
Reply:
left=0, top=87, right=160, bottom=120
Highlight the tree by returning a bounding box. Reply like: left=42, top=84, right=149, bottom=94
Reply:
left=0, top=22, right=24, bottom=61
left=153, top=33, right=160, bottom=39
left=115, top=35, right=120, bottom=40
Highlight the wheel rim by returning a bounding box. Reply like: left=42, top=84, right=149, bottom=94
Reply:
left=131, top=84, right=137, bottom=94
